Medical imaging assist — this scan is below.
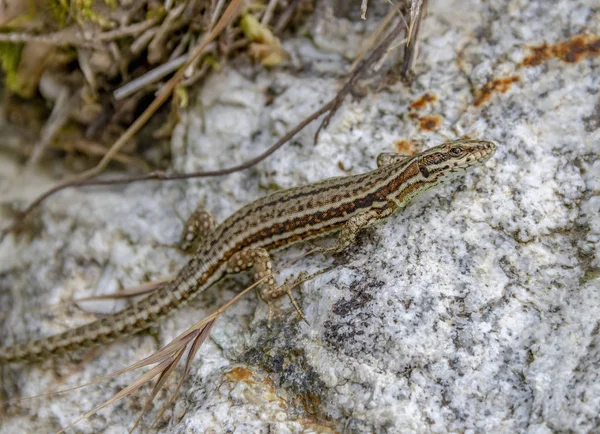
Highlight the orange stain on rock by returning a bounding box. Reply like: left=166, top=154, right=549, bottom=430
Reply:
left=522, top=35, right=600, bottom=66
left=224, top=366, right=253, bottom=382
left=419, top=115, right=442, bottom=131
left=410, top=93, right=436, bottom=110
left=395, top=140, right=414, bottom=154
left=474, top=76, right=520, bottom=107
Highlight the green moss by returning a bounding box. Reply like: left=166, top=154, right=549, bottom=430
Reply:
left=47, top=0, right=118, bottom=27
left=47, top=0, right=70, bottom=26
left=74, top=0, right=111, bottom=26
left=0, top=41, right=25, bottom=95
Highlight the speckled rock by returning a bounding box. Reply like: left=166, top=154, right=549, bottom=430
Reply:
left=1, top=0, right=599, bottom=433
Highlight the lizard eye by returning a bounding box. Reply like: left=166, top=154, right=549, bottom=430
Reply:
left=449, top=147, right=462, bottom=156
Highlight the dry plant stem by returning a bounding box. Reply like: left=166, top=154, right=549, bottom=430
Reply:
left=401, top=0, right=427, bottom=79
left=114, top=54, right=189, bottom=100
left=130, top=27, right=158, bottom=55
left=28, top=90, right=80, bottom=165
left=313, top=19, right=405, bottom=144
left=68, top=139, right=148, bottom=169
left=261, top=0, right=279, bottom=25
left=78, top=48, right=98, bottom=90
left=0, top=32, right=100, bottom=49
left=361, top=0, right=369, bottom=19
left=169, top=32, right=192, bottom=60
left=210, top=0, right=228, bottom=29
left=0, top=18, right=157, bottom=47
left=350, top=6, right=399, bottom=72
left=274, top=0, right=303, bottom=34
left=148, top=3, right=187, bottom=63
left=3, top=137, right=144, bottom=168
left=0, top=0, right=244, bottom=243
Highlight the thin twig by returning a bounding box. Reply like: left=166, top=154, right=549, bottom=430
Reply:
left=2, top=135, right=146, bottom=168
left=0, top=18, right=157, bottom=48
left=114, top=55, right=189, bottom=100
left=210, top=0, right=227, bottom=29
left=350, top=5, right=398, bottom=72
left=130, top=27, right=158, bottom=55
left=96, top=18, right=159, bottom=41
left=361, top=0, right=369, bottom=19
left=28, top=89, right=77, bottom=165
left=313, top=19, right=405, bottom=144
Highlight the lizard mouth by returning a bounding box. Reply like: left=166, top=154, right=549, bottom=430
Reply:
left=473, top=141, right=497, bottom=163
left=462, top=140, right=496, bottom=166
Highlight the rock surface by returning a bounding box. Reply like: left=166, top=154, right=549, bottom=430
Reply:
left=1, top=0, right=599, bottom=433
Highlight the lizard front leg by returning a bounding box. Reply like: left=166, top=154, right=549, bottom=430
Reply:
left=253, top=208, right=391, bottom=322
left=317, top=207, right=391, bottom=255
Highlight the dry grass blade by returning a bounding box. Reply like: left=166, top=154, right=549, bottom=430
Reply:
left=6, top=248, right=327, bottom=431
left=55, top=357, right=176, bottom=434
left=406, top=0, right=424, bottom=45
left=125, top=326, right=205, bottom=372
left=274, top=0, right=302, bottom=34
left=129, top=347, right=186, bottom=433
left=0, top=277, right=169, bottom=321
left=113, top=54, right=188, bottom=100
left=28, top=89, right=78, bottom=164
left=73, top=277, right=171, bottom=303
left=51, top=298, right=235, bottom=431
left=0, top=18, right=157, bottom=47
left=350, top=5, right=399, bottom=72
left=0, top=329, right=200, bottom=407
left=150, top=319, right=216, bottom=430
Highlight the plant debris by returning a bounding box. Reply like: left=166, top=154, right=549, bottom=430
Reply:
left=0, top=0, right=307, bottom=170
left=0, top=1, right=428, bottom=242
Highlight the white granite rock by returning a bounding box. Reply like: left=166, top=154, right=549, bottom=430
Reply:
left=1, top=0, right=599, bottom=433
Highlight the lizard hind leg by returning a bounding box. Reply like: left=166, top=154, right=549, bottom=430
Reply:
left=180, top=207, right=216, bottom=253
left=225, top=248, right=308, bottom=326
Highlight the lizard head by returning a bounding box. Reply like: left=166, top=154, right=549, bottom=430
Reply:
left=417, top=139, right=496, bottom=181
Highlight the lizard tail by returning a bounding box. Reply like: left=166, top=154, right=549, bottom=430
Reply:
left=0, top=259, right=209, bottom=363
